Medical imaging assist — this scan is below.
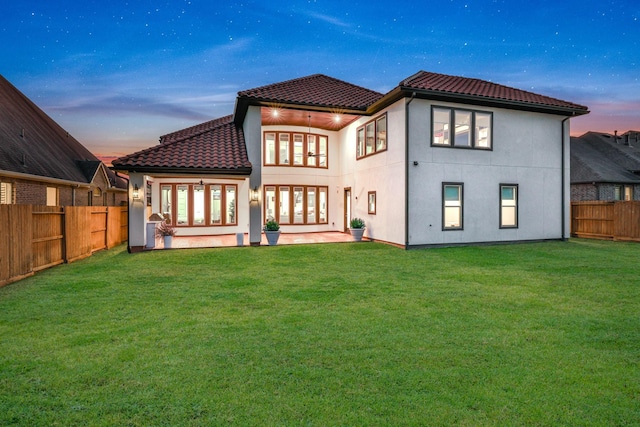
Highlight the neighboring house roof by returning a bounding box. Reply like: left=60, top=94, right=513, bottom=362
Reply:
left=571, top=131, right=640, bottom=184
left=112, top=115, right=251, bottom=175
left=385, top=71, right=590, bottom=116
left=0, top=74, right=126, bottom=189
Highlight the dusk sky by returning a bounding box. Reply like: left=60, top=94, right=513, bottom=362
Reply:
left=1, top=0, right=638, bottom=161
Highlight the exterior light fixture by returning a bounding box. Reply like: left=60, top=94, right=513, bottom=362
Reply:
left=334, top=114, right=341, bottom=123
left=250, top=186, right=260, bottom=203
left=132, top=184, right=140, bottom=199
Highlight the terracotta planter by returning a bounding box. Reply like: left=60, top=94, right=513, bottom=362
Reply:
left=264, top=230, right=280, bottom=246
left=350, top=228, right=365, bottom=242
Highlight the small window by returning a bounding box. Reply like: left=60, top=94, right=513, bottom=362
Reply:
left=443, top=183, right=463, bottom=230
left=368, top=191, right=376, bottom=215
left=500, top=184, right=518, bottom=228
left=46, top=187, right=58, bottom=206
left=357, top=113, right=388, bottom=159
left=624, top=186, right=633, bottom=201
left=1, top=182, right=13, bottom=204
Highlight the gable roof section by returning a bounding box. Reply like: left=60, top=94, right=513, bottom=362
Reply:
left=234, top=74, right=384, bottom=125
left=0, top=74, right=122, bottom=186
left=112, top=115, right=251, bottom=175
left=571, top=132, right=640, bottom=184
left=382, top=71, right=590, bottom=116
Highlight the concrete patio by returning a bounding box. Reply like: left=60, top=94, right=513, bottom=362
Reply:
left=151, top=231, right=364, bottom=250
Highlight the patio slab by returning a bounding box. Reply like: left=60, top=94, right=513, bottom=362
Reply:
left=152, top=232, right=363, bottom=249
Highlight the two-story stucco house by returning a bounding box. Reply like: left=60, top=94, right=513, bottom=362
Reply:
left=113, top=71, right=589, bottom=251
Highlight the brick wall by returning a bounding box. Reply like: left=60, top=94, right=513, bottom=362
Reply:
left=571, top=184, right=597, bottom=201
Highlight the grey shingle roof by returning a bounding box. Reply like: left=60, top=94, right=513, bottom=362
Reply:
left=571, top=132, right=640, bottom=184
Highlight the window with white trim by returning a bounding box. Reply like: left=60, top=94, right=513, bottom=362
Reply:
left=443, top=183, right=463, bottom=230
left=432, top=107, right=492, bottom=149
left=0, top=182, right=13, bottom=204
left=46, top=187, right=58, bottom=206
left=500, top=184, right=518, bottom=228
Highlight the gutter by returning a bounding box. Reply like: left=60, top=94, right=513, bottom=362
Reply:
left=405, top=92, right=416, bottom=249
left=0, top=170, right=91, bottom=188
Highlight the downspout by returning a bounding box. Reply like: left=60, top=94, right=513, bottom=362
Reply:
left=561, top=116, right=571, bottom=241
left=405, top=92, right=416, bottom=249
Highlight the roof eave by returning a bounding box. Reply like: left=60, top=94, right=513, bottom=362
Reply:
left=392, top=87, right=590, bottom=116
left=234, top=95, right=370, bottom=126
left=111, top=165, right=253, bottom=176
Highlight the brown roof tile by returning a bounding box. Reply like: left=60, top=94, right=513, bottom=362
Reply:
left=112, top=115, right=251, bottom=174
left=400, top=71, right=589, bottom=113
left=238, top=74, right=383, bottom=111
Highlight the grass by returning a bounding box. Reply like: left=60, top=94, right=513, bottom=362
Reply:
left=0, top=239, right=638, bottom=426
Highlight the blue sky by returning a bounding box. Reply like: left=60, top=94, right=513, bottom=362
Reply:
left=1, top=0, right=638, bottom=159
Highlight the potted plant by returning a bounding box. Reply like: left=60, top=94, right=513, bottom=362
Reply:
left=156, top=221, right=177, bottom=249
left=349, top=217, right=366, bottom=242
left=263, top=220, right=281, bottom=246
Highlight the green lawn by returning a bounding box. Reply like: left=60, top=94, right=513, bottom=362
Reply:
left=0, top=239, right=638, bottom=426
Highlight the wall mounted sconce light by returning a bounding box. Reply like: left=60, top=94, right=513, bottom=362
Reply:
left=132, top=184, right=140, bottom=199
left=250, top=186, right=260, bottom=203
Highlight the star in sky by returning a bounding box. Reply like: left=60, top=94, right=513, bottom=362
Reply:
left=1, top=0, right=638, bottom=159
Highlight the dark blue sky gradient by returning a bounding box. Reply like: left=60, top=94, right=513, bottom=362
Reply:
left=1, top=0, right=638, bottom=157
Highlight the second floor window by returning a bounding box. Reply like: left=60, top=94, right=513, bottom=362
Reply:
left=264, top=131, right=328, bottom=168
left=357, top=114, right=387, bottom=159
left=432, top=106, right=492, bottom=150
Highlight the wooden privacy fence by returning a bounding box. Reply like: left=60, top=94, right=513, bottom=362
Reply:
left=571, top=201, right=640, bottom=242
left=0, top=205, right=128, bottom=286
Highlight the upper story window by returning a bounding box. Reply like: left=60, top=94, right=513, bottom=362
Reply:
left=264, top=131, right=328, bottom=168
left=357, top=114, right=387, bottom=159
left=432, top=106, right=492, bottom=150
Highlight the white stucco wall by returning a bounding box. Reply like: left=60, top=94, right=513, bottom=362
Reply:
left=260, top=124, right=341, bottom=233
left=407, top=99, right=569, bottom=246
left=339, top=101, right=407, bottom=246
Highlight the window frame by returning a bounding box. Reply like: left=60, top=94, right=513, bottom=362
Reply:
left=431, top=106, right=493, bottom=150
left=46, top=187, right=58, bottom=206
left=357, top=113, right=388, bottom=159
left=442, top=183, right=463, bottom=230
left=263, top=131, right=329, bottom=169
left=161, top=183, right=238, bottom=227
left=264, top=184, right=329, bottom=225
left=368, top=191, right=376, bottom=215
left=499, top=184, right=519, bottom=229
left=0, top=182, right=13, bottom=204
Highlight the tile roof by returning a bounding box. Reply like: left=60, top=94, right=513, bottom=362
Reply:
left=400, top=71, right=589, bottom=115
left=112, top=115, right=251, bottom=174
left=238, top=74, right=384, bottom=111
left=0, top=74, right=126, bottom=189
left=571, top=132, right=640, bottom=184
